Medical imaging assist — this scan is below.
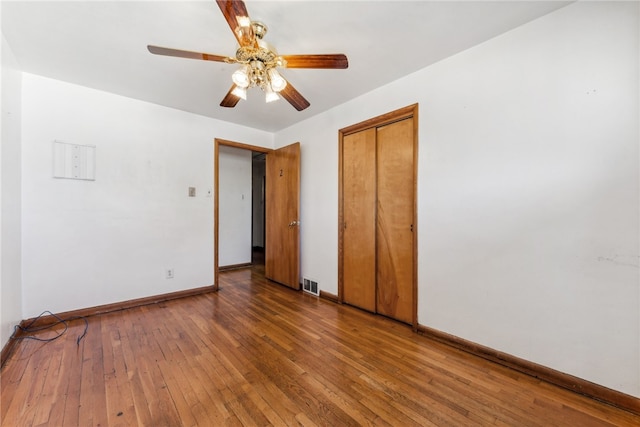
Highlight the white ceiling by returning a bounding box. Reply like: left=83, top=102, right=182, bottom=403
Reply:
left=2, top=0, right=571, bottom=132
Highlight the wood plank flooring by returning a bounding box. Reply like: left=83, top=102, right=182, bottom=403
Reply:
left=1, top=264, right=638, bottom=426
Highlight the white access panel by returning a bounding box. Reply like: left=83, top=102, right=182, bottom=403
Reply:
left=52, top=140, right=96, bottom=181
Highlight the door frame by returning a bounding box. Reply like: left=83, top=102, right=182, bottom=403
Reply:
left=214, top=138, right=271, bottom=290
left=338, top=104, right=419, bottom=329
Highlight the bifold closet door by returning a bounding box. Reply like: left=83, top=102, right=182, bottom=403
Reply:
left=342, top=128, right=376, bottom=312
left=376, top=118, right=414, bottom=324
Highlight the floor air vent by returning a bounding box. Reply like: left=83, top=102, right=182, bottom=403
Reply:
left=303, top=278, right=319, bottom=296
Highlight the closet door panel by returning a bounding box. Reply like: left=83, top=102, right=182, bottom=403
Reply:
left=342, top=128, right=377, bottom=312
left=376, top=118, right=414, bottom=324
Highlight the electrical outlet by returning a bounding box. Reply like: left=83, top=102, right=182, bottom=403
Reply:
left=166, top=269, right=174, bottom=279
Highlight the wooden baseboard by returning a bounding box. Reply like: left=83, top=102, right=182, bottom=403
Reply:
left=319, top=290, right=339, bottom=303
left=5, top=285, right=637, bottom=416
left=0, top=285, right=215, bottom=367
left=219, top=262, right=253, bottom=271
left=417, top=324, right=640, bottom=416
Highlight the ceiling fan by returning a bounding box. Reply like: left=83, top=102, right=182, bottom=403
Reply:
left=147, top=0, right=349, bottom=111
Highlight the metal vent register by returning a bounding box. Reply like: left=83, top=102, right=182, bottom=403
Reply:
left=302, top=278, right=319, bottom=296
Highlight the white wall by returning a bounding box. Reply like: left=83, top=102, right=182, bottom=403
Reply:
left=6, top=0, right=639, bottom=400
left=20, top=73, right=272, bottom=317
left=1, top=33, right=23, bottom=348
left=218, top=145, right=252, bottom=266
left=276, top=1, right=639, bottom=397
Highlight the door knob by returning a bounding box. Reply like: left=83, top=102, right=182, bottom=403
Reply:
left=288, top=220, right=300, bottom=227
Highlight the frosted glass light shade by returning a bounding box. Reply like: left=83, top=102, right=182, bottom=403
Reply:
left=268, top=68, right=287, bottom=92
left=232, top=66, right=250, bottom=88
left=265, top=87, right=279, bottom=103
left=231, top=86, right=247, bottom=100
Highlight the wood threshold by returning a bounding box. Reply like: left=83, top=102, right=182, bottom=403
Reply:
left=0, top=285, right=215, bottom=367
left=417, top=324, right=640, bottom=416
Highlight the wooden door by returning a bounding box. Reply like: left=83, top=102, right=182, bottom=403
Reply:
left=265, top=142, right=300, bottom=289
left=376, top=118, right=415, bottom=323
left=342, top=128, right=377, bottom=311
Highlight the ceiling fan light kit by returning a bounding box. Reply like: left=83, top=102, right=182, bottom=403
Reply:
left=229, top=33, right=289, bottom=103
left=232, top=64, right=251, bottom=88
left=147, top=0, right=348, bottom=111
left=268, top=68, right=287, bottom=92
left=231, top=85, right=247, bottom=100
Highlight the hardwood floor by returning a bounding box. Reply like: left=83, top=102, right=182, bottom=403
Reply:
left=2, top=264, right=638, bottom=426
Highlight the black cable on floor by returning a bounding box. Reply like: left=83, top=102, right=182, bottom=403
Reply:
left=11, top=310, right=89, bottom=346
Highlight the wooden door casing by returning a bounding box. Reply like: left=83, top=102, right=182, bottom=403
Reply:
left=338, top=104, right=418, bottom=327
left=265, top=142, right=301, bottom=289
left=214, top=139, right=271, bottom=291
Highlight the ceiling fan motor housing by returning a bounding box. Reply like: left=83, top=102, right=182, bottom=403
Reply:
left=235, top=45, right=278, bottom=65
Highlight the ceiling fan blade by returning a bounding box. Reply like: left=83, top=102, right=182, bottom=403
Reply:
left=220, top=84, right=242, bottom=108
left=279, top=81, right=310, bottom=111
left=147, top=45, right=229, bottom=63
left=216, top=0, right=257, bottom=48
left=281, top=54, right=348, bottom=69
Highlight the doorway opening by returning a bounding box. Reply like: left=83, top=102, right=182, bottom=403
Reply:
left=215, top=139, right=301, bottom=291
left=250, top=152, right=266, bottom=268
left=214, top=139, right=270, bottom=290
